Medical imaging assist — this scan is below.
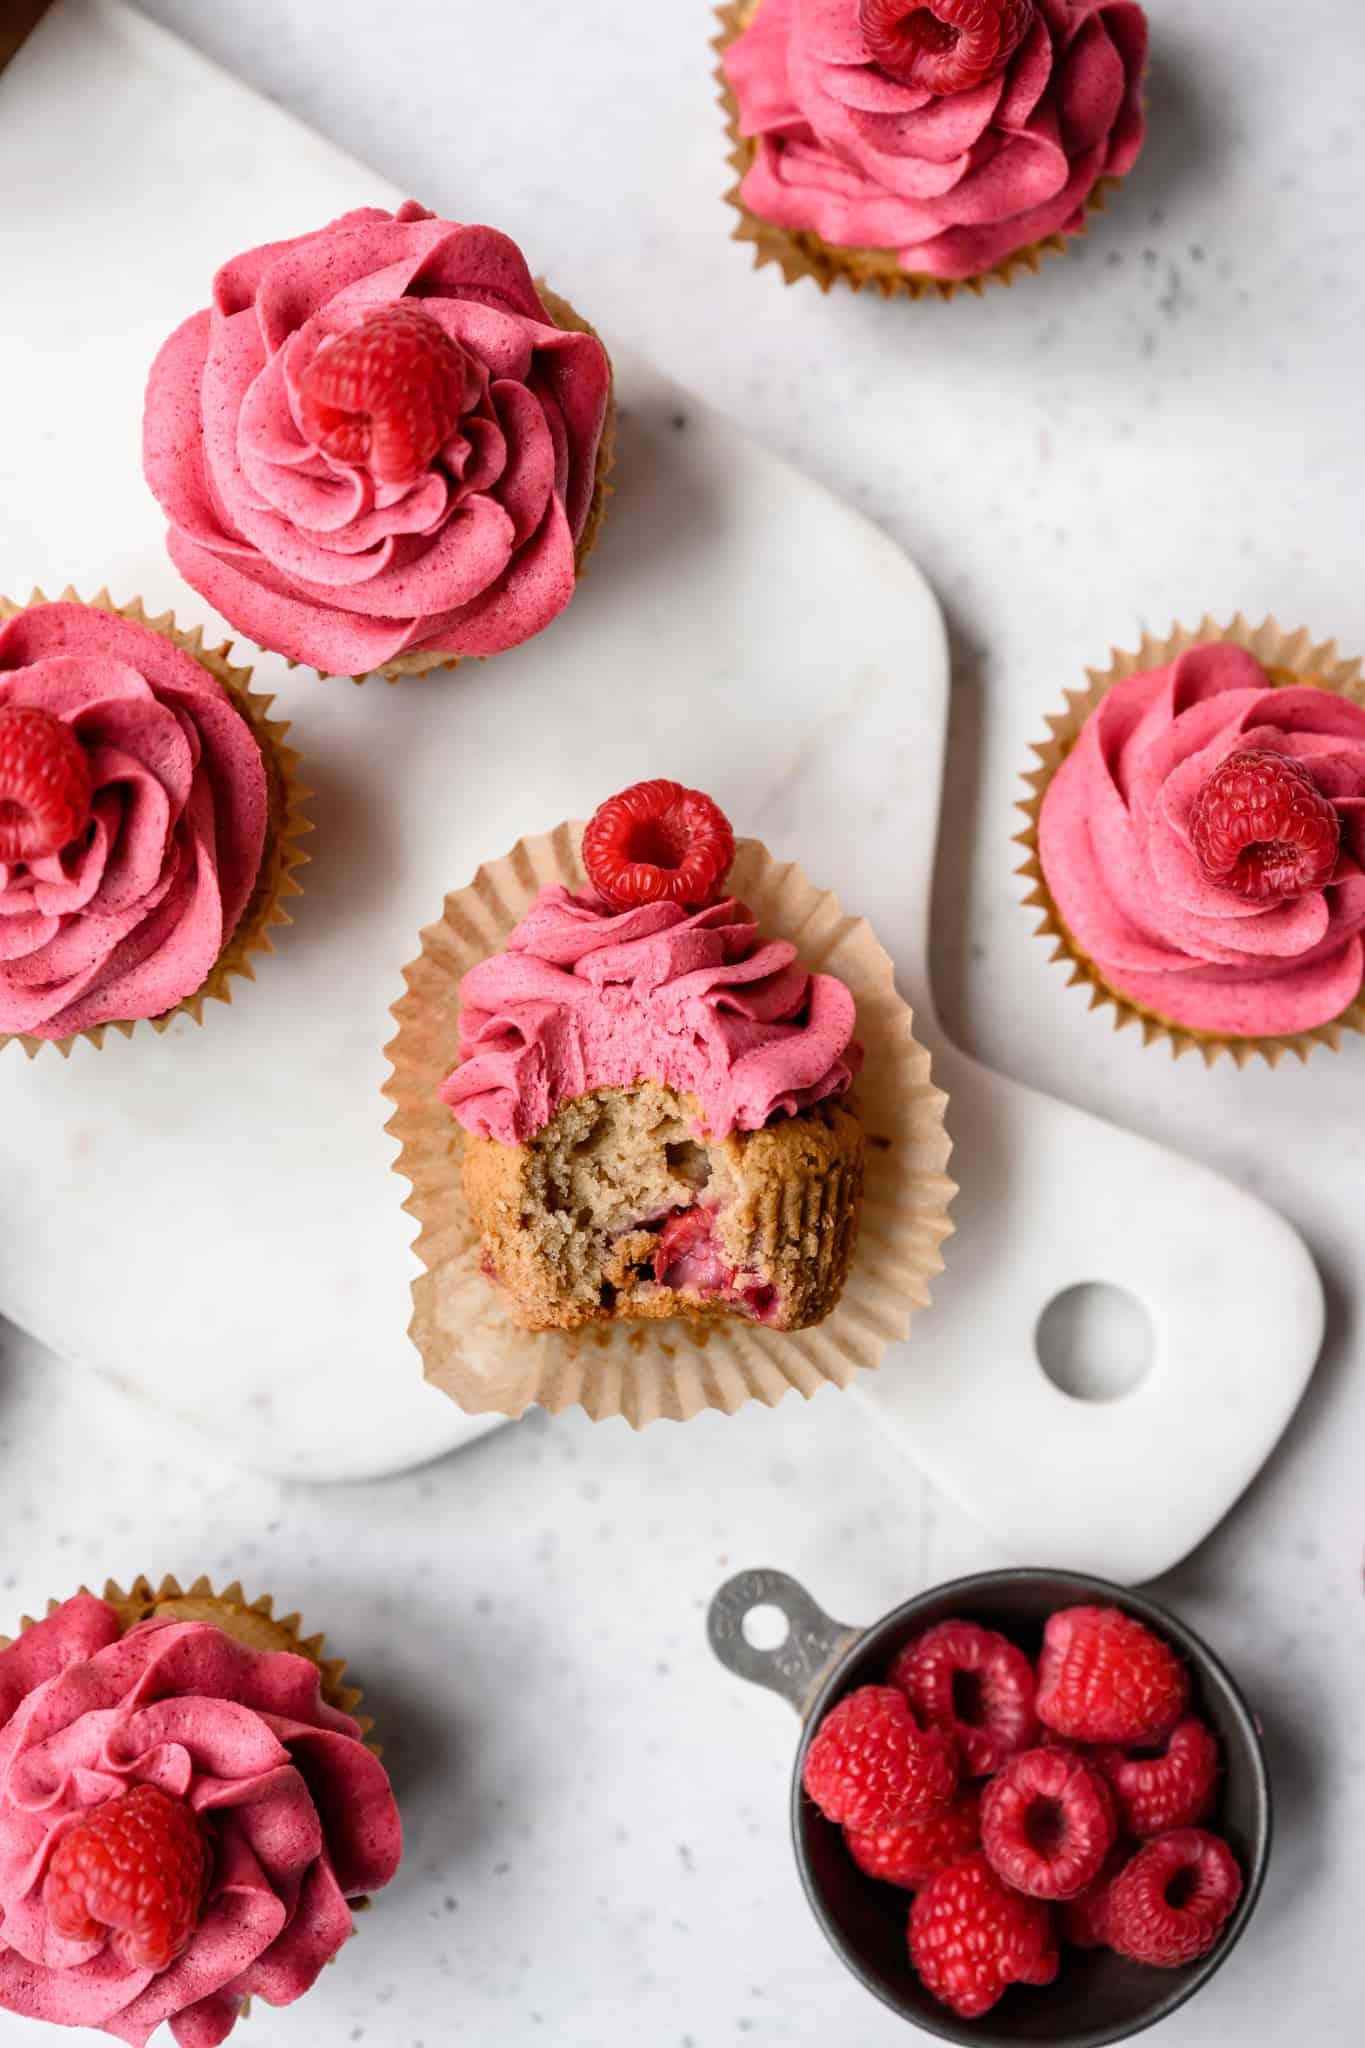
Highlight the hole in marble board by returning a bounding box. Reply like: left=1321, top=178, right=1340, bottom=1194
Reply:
left=742, top=1604, right=790, bottom=1652
left=1035, top=1282, right=1155, bottom=1403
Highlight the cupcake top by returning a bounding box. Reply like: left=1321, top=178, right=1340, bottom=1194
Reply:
left=143, top=202, right=612, bottom=677
left=0, top=603, right=268, bottom=1042
left=723, top=0, right=1147, bottom=281
left=1038, top=643, right=1365, bottom=1038
left=441, top=779, right=862, bottom=1143
left=0, top=1594, right=401, bottom=2047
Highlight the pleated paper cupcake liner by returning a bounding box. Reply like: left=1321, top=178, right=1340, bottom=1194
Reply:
left=1016, top=615, right=1365, bottom=1068
left=0, top=589, right=310, bottom=1058
left=383, top=824, right=956, bottom=1427
left=713, top=0, right=1123, bottom=303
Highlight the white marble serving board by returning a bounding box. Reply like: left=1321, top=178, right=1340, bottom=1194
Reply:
left=0, top=0, right=1322, bottom=1570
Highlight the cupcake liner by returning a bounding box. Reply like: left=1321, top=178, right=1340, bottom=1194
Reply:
left=301, top=283, right=616, bottom=686
left=1016, top=615, right=1365, bottom=1069
left=713, top=0, right=1122, bottom=302
left=0, top=588, right=310, bottom=1059
left=382, top=825, right=956, bottom=1427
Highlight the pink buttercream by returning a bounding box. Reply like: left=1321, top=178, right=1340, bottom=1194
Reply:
left=441, top=883, right=862, bottom=1143
left=1038, top=644, right=1365, bottom=1036
left=724, top=0, right=1147, bottom=279
left=0, top=1596, right=401, bottom=2047
left=143, top=202, right=611, bottom=676
left=0, top=605, right=267, bottom=1041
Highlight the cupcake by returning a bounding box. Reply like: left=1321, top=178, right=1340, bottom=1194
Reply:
left=385, top=781, right=955, bottom=1423
left=0, top=592, right=306, bottom=1052
left=716, top=0, right=1148, bottom=298
left=0, top=1576, right=401, bottom=2046
left=1019, top=620, right=1365, bottom=1065
left=143, top=202, right=615, bottom=683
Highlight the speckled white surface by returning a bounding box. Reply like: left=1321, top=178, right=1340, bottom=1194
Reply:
left=1, top=0, right=1361, bottom=2040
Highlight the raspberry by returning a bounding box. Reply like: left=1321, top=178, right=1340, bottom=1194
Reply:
left=0, top=705, right=93, bottom=864
left=44, top=1784, right=210, bottom=1973
left=844, top=1787, right=981, bottom=1891
left=1059, top=1842, right=1129, bottom=1949
left=1036, top=1606, right=1189, bottom=1747
left=1092, top=1717, right=1220, bottom=1839
left=909, top=1851, right=1059, bottom=2020
left=802, top=1685, right=958, bottom=1833
left=582, top=780, right=736, bottom=913
left=858, top=0, right=1035, bottom=94
left=1105, top=1829, right=1243, bottom=1969
left=1188, top=747, right=1340, bottom=902
left=298, top=303, right=469, bottom=487
left=980, top=1745, right=1117, bottom=1901
left=889, top=1619, right=1038, bottom=1778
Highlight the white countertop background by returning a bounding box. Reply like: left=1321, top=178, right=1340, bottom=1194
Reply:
left=2, top=0, right=1362, bottom=2042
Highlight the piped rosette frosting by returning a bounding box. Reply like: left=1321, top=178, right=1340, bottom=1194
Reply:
left=0, top=603, right=271, bottom=1043
left=1037, top=643, right=1365, bottom=1038
left=442, top=884, right=863, bottom=1143
left=143, top=202, right=613, bottom=678
left=722, top=0, right=1148, bottom=283
left=0, top=1594, right=401, bottom=2047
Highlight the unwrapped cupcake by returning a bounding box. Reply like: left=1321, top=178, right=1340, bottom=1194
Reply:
left=716, top=0, right=1148, bottom=297
left=0, top=592, right=305, bottom=1051
left=143, top=202, right=614, bottom=682
left=0, top=1576, right=401, bottom=2046
left=385, top=779, right=955, bottom=1423
left=1020, top=620, right=1365, bottom=1064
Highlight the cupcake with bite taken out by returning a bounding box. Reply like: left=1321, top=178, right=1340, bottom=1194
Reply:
left=385, top=780, right=955, bottom=1425
left=142, top=202, right=614, bottom=683
left=0, top=1576, right=401, bottom=2046
left=716, top=0, right=1148, bottom=298
left=1019, top=619, right=1365, bottom=1065
left=0, top=592, right=306, bottom=1053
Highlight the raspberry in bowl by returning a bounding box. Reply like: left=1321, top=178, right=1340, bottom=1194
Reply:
left=384, top=778, right=954, bottom=1424
left=708, top=1567, right=1270, bottom=2044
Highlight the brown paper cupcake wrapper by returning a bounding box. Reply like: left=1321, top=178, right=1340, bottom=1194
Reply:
left=713, top=0, right=1123, bottom=301
left=382, top=825, right=956, bottom=1426
left=291, top=282, right=616, bottom=686
left=1016, top=615, right=1365, bottom=1069
left=0, top=589, right=310, bottom=1059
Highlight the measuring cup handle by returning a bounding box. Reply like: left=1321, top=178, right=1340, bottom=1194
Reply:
left=706, top=1568, right=859, bottom=1718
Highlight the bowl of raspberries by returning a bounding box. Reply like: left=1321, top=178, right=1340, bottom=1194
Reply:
left=708, top=1566, right=1270, bottom=2043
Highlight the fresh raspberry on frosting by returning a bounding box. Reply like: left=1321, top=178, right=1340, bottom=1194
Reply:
left=582, top=780, right=736, bottom=912
left=859, top=0, right=1035, bottom=94
left=723, top=0, right=1148, bottom=282
left=143, top=203, right=611, bottom=677
left=298, top=303, right=469, bottom=487
left=1188, top=748, right=1341, bottom=903
left=0, top=704, right=93, bottom=863
left=0, top=603, right=268, bottom=1042
left=44, top=1784, right=209, bottom=1974
left=1037, top=642, right=1365, bottom=1038
left=0, top=1594, right=402, bottom=2048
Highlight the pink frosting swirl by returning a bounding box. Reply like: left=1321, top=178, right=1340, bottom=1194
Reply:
left=1038, top=644, right=1365, bottom=1036
left=143, top=203, right=611, bottom=677
left=441, top=883, right=862, bottom=1143
left=724, top=0, right=1147, bottom=280
left=0, top=605, right=267, bottom=1042
left=0, top=1595, right=401, bottom=2047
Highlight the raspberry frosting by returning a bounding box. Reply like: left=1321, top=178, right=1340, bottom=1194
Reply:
left=442, top=883, right=862, bottom=1143
left=723, top=0, right=1147, bottom=280
left=0, top=1596, right=401, bottom=2047
left=0, top=605, right=267, bottom=1042
left=143, top=202, right=611, bottom=677
left=1038, top=644, right=1365, bottom=1037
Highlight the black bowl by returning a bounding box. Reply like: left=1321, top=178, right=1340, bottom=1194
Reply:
left=708, top=1567, right=1271, bottom=2046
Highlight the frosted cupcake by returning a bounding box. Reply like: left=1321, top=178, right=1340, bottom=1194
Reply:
left=0, top=1577, right=401, bottom=2045
left=143, top=202, right=614, bottom=682
left=716, top=0, right=1148, bottom=297
left=0, top=593, right=305, bottom=1051
left=1020, top=622, right=1365, bottom=1064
